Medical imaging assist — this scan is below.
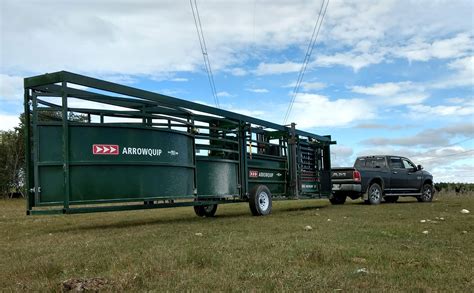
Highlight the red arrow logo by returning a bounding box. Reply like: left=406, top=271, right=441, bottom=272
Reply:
left=93, top=144, right=119, bottom=155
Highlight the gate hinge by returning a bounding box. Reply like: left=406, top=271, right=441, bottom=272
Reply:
left=29, top=187, right=41, bottom=194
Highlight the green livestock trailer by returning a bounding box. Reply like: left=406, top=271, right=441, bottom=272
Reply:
left=24, top=71, right=335, bottom=216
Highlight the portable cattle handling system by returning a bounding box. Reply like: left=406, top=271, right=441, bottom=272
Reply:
left=24, top=71, right=335, bottom=216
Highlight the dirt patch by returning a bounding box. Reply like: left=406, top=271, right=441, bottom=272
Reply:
left=62, top=277, right=111, bottom=292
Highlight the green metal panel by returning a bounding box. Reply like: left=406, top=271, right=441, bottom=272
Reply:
left=35, top=125, right=195, bottom=204
left=196, top=157, right=239, bottom=198
left=247, top=154, right=287, bottom=195
left=301, top=179, right=320, bottom=193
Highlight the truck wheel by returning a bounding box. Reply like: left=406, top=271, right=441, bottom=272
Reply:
left=384, top=196, right=399, bottom=203
left=249, top=185, right=272, bottom=216
left=329, top=193, right=346, bottom=205
left=417, top=184, right=434, bottom=202
left=194, top=204, right=218, bottom=217
left=368, top=183, right=382, bottom=205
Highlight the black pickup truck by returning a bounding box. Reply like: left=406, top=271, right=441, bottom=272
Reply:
left=330, top=155, right=434, bottom=205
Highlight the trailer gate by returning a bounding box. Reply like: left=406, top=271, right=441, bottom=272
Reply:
left=24, top=71, right=335, bottom=216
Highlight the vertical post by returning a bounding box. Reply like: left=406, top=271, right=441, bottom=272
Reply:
left=24, top=88, right=34, bottom=213
left=61, top=82, right=70, bottom=210
left=322, top=139, right=332, bottom=196
left=141, top=106, right=146, bottom=125
left=32, top=94, right=40, bottom=207
left=190, top=116, right=197, bottom=197
left=289, top=123, right=299, bottom=198
left=239, top=122, right=248, bottom=198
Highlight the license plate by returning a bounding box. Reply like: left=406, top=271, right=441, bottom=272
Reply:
left=332, top=184, right=341, bottom=190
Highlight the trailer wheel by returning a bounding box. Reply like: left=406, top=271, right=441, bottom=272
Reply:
left=194, top=204, right=218, bottom=217
left=329, top=193, right=346, bottom=205
left=417, top=184, right=433, bottom=202
left=249, top=185, right=272, bottom=216
left=368, top=183, right=382, bottom=205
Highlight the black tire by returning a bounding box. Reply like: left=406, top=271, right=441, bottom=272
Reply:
left=384, top=196, right=399, bottom=203
left=194, top=204, right=218, bottom=217
left=329, top=193, right=347, bottom=205
left=417, top=184, right=434, bottom=202
left=368, top=183, right=382, bottom=205
left=249, top=185, right=272, bottom=216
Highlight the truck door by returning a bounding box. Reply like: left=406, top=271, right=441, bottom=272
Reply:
left=388, top=157, right=410, bottom=193
left=401, top=158, right=423, bottom=191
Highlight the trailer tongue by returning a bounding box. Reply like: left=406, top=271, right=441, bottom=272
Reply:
left=24, top=71, right=335, bottom=216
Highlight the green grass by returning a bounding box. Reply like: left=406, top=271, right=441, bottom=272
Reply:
left=1, top=195, right=473, bottom=291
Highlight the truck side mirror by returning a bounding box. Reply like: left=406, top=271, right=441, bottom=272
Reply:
left=417, top=165, right=423, bottom=171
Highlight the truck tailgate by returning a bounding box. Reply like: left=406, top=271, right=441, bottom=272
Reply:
left=331, top=168, right=356, bottom=182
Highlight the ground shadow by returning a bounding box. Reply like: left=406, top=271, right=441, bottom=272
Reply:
left=50, top=201, right=331, bottom=233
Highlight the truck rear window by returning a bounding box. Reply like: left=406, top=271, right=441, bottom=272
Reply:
left=355, top=157, right=386, bottom=168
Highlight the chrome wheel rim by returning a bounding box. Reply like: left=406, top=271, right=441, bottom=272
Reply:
left=370, top=187, right=380, bottom=202
left=258, top=191, right=269, bottom=211
left=423, top=187, right=432, bottom=200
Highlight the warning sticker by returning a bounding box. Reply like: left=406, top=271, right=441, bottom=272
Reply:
left=92, top=144, right=119, bottom=155
left=249, top=170, right=259, bottom=178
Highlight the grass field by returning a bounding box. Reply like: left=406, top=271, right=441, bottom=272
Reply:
left=1, top=195, right=473, bottom=291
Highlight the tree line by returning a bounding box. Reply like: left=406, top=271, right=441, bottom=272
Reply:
left=434, top=182, right=474, bottom=194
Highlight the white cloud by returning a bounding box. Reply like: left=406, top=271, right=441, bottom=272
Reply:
left=407, top=103, right=474, bottom=118
left=313, top=33, right=472, bottom=72
left=216, top=91, right=233, bottom=97
left=360, top=123, right=474, bottom=147
left=283, top=81, right=326, bottom=92
left=246, top=88, right=269, bottom=93
left=253, top=62, right=301, bottom=75
left=229, top=67, right=247, bottom=76
left=0, top=113, right=20, bottom=130
left=0, top=1, right=472, bottom=78
left=394, top=33, right=473, bottom=62
left=170, top=77, right=188, bottom=82
left=315, top=51, right=386, bottom=72
left=0, top=74, right=23, bottom=101
left=351, top=82, right=411, bottom=97
left=331, top=145, right=354, bottom=167
left=351, top=81, right=428, bottom=106
left=288, top=93, right=375, bottom=128
left=446, top=56, right=473, bottom=87
left=353, top=123, right=410, bottom=130
left=226, top=107, right=265, bottom=118
left=430, top=164, right=474, bottom=183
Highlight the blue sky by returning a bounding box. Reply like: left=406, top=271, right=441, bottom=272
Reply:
left=0, top=0, right=473, bottom=182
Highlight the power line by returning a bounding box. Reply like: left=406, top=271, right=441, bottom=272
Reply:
left=433, top=149, right=474, bottom=158
left=416, top=137, right=473, bottom=162
left=442, top=137, right=473, bottom=148
left=283, top=0, right=330, bottom=124
left=190, top=0, right=220, bottom=108
left=418, top=149, right=474, bottom=162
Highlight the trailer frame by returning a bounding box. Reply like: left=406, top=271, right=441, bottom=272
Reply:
left=24, top=71, right=335, bottom=215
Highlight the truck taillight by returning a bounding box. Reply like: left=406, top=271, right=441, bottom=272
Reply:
left=353, top=170, right=361, bottom=182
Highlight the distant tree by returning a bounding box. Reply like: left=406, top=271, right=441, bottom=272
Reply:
left=0, top=128, right=24, bottom=198
left=434, top=182, right=474, bottom=194
left=0, top=111, right=87, bottom=198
